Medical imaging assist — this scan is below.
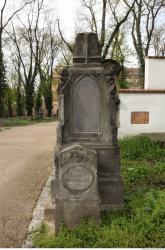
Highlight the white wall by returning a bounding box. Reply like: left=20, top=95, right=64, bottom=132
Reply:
left=118, top=93, right=165, bottom=138
left=145, top=57, right=165, bottom=90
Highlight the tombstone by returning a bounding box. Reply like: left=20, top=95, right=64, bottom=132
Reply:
left=53, top=143, right=100, bottom=230
left=52, top=32, right=123, bottom=230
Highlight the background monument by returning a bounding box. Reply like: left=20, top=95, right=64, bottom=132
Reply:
left=52, top=32, right=123, bottom=230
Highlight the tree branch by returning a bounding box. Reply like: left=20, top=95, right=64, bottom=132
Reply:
left=102, top=0, right=136, bottom=61
left=2, top=0, right=36, bottom=30
left=100, top=0, right=107, bottom=50
left=57, top=19, right=73, bottom=53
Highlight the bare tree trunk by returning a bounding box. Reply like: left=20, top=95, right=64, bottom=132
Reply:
left=129, top=0, right=165, bottom=78
left=58, top=0, right=135, bottom=63
left=0, top=32, right=7, bottom=118
left=25, top=83, right=34, bottom=116
left=0, top=0, right=36, bottom=117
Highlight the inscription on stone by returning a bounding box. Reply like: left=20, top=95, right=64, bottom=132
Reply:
left=73, top=77, right=100, bottom=132
left=63, top=165, right=93, bottom=192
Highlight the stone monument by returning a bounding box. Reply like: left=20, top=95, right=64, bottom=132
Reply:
left=52, top=32, right=123, bottom=230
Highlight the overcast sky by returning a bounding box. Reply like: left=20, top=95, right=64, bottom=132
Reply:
left=47, top=0, right=81, bottom=40
left=0, top=0, right=81, bottom=39
left=1, top=0, right=165, bottom=68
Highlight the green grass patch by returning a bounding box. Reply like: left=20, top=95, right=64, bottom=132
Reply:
left=0, top=117, right=57, bottom=127
left=33, top=136, right=165, bottom=248
left=0, top=127, right=10, bottom=133
left=119, top=135, right=165, bottom=161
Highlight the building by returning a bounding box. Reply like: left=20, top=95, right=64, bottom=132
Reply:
left=51, top=65, right=63, bottom=116
left=119, top=57, right=165, bottom=138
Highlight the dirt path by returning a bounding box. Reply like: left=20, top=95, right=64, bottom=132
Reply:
left=0, top=122, right=57, bottom=247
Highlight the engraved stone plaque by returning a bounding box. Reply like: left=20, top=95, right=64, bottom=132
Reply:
left=63, top=165, right=93, bottom=192
left=131, top=112, right=149, bottom=124
left=73, top=77, right=100, bottom=132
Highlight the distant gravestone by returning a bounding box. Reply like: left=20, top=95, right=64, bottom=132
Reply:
left=51, top=33, right=123, bottom=230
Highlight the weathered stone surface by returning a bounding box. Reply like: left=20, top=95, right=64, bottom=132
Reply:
left=52, top=32, right=123, bottom=231
left=73, top=76, right=101, bottom=132
left=54, top=144, right=100, bottom=230
left=73, top=33, right=101, bottom=64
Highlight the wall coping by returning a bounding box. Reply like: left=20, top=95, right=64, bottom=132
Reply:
left=119, top=89, right=165, bottom=94
left=145, top=56, right=165, bottom=59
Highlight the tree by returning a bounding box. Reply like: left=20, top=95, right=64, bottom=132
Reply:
left=12, top=57, right=24, bottom=116
left=124, top=0, right=165, bottom=76
left=0, top=0, right=35, bottom=117
left=6, top=0, right=60, bottom=117
left=151, top=26, right=165, bottom=56
left=58, top=42, right=73, bottom=67
left=110, top=27, right=134, bottom=86
left=5, top=85, right=16, bottom=117
left=7, top=0, right=44, bottom=116
left=0, top=49, right=7, bottom=117
left=37, top=19, right=60, bottom=116
left=35, top=83, right=42, bottom=116
left=58, top=0, right=136, bottom=62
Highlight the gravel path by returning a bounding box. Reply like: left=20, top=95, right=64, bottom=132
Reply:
left=0, top=122, right=57, bottom=247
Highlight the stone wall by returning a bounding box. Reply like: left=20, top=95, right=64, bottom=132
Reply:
left=118, top=89, right=165, bottom=138
left=145, top=56, right=165, bottom=90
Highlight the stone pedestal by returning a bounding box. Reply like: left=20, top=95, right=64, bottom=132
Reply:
left=52, top=32, right=123, bottom=230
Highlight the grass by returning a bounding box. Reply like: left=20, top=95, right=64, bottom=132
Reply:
left=33, top=135, right=165, bottom=248
left=0, top=127, right=10, bottom=133
left=0, top=117, right=57, bottom=128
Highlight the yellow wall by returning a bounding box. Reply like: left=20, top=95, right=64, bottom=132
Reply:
left=51, top=65, right=63, bottom=115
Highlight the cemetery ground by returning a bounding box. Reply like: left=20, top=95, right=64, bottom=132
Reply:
left=33, top=136, right=165, bottom=248
left=0, top=121, right=57, bottom=247
left=0, top=116, right=57, bottom=128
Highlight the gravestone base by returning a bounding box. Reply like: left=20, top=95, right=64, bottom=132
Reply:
left=95, top=146, right=123, bottom=209
left=44, top=201, right=56, bottom=232
left=99, top=178, right=124, bottom=210
left=54, top=197, right=100, bottom=230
